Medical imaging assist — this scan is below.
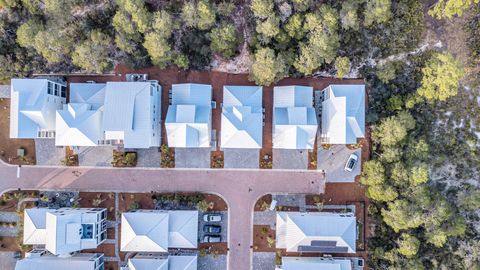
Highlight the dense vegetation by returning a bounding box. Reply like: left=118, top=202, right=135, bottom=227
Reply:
left=0, top=0, right=478, bottom=269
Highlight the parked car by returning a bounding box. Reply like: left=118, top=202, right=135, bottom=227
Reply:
left=344, top=154, right=358, bottom=172
left=203, top=235, right=221, bottom=243
left=203, top=225, right=221, bottom=234
left=203, top=213, right=222, bottom=222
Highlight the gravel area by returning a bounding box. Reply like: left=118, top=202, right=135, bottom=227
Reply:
left=77, top=146, right=114, bottom=167
left=0, top=85, right=9, bottom=98
left=199, top=211, right=228, bottom=243
left=317, top=145, right=361, bottom=182
left=35, top=139, right=64, bottom=166
left=131, top=147, right=160, bottom=167
left=224, top=149, right=259, bottom=168
left=0, top=212, right=19, bottom=236
left=198, top=254, right=227, bottom=270
left=272, top=149, right=308, bottom=170
left=272, top=194, right=306, bottom=209
left=252, top=252, right=276, bottom=270
left=37, top=191, right=79, bottom=208
left=253, top=211, right=276, bottom=227
left=175, top=148, right=210, bottom=168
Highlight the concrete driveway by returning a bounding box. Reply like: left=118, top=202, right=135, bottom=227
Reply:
left=317, top=145, right=361, bottom=182
left=0, top=252, right=18, bottom=270
left=77, top=146, right=114, bottom=167
left=35, top=139, right=64, bottom=166
left=224, top=149, right=259, bottom=169
left=175, top=148, right=211, bottom=168
left=272, top=149, right=308, bottom=170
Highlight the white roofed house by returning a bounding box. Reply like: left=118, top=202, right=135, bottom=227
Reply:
left=10, top=78, right=66, bottom=139
left=15, top=251, right=104, bottom=270
left=102, top=81, right=161, bottom=149
left=320, top=84, right=365, bottom=144
left=220, top=85, right=263, bottom=149
left=22, top=208, right=107, bottom=255
left=121, top=254, right=198, bottom=270
left=272, top=86, right=318, bottom=149
left=165, top=84, right=212, bottom=148
left=276, top=212, right=356, bottom=253
left=120, top=210, right=198, bottom=252
left=278, top=257, right=353, bottom=270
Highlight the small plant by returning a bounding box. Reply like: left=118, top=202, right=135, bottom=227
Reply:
left=197, top=200, right=214, bottom=212
left=92, top=194, right=105, bottom=207
left=129, top=201, right=140, bottom=210
left=266, top=236, right=275, bottom=248
left=199, top=247, right=207, bottom=257
left=260, top=227, right=269, bottom=236
left=260, top=201, right=270, bottom=211
left=321, top=144, right=332, bottom=150
left=160, top=144, right=175, bottom=168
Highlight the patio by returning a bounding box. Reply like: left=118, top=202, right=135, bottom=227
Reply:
left=272, top=149, right=308, bottom=170
left=317, top=145, right=361, bottom=182
left=223, top=149, right=259, bottom=168
left=175, top=148, right=211, bottom=168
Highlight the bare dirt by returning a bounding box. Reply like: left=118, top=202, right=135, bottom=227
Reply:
left=252, top=225, right=276, bottom=252
left=78, top=192, right=116, bottom=220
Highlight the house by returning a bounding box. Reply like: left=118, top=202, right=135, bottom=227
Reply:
left=276, top=212, right=356, bottom=253
left=165, top=84, right=212, bottom=148
left=10, top=78, right=66, bottom=139
left=121, top=210, right=198, bottom=252
left=220, top=85, right=263, bottom=149
left=121, top=254, right=197, bottom=270
left=272, top=86, right=317, bottom=149
left=278, top=257, right=352, bottom=270
left=55, top=83, right=106, bottom=147
left=320, top=84, right=365, bottom=144
left=102, top=81, right=161, bottom=148
left=15, top=250, right=104, bottom=270
left=23, top=208, right=107, bottom=255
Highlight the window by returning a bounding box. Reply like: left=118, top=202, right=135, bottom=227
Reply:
left=54, top=84, right=59, bottom=96
left=61, top=86, right=66, bottom=98
left=47, top=82, right=53, bottom=95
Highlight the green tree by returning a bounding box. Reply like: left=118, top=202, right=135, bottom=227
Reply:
left=366, top=184, right=398, bottom=202
left=72, top=30, right=113, bottom=72
left=182, top=1, right=198, bottom=28
left=382, top=200, right=423, bottom=232
left=117, top=0, right=152, bottom=33
left=249, top=47, right=286, bottom=86
left=256, top=15, right=280, bottom=43
left=340, top=0, right=359, bottom=31
left=372, top=111, right=416, bottom=146
left=251, top=0, right=274, bottom=19
left=143, top=32, right=172, bottom=68
left=209, top=23, right=239, bottom=58
left=364, top=0, right=392, bottom=27
left=417, top=52, right=463, bottom=101
left=152, top=10, right=176, bottom=37
left=429, top=0, right=480, bottom=19
left=291, top=0, right=311, bottom=12
left=335, top=56, right=350, bottom=78
left=285, top=13, right=305, bottom=40
left=113, top=10, right=137, bottom=35
left=34, top=29, right=73, bottom=63
left=16, top=19, right=44, bottom=48
left=197, top=0, right=216, bottom=30
left=376, top=61, right=397, bottom=83
left=173, top=53, right=190, bottom=70
left=409, top=164, right=428, bottom=186
left=398, top=233, right=420, bottom=257
left=360, top=160, right=385, bottom=186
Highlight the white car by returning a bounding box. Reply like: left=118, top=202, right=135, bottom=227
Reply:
left=203, top=213, right=222, bottom=222
left=344, top=154, right=358, bottom=172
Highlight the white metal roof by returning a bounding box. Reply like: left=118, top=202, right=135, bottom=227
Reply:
left=10, top=79, right=65, bottom=138
left=281, top=257, right=352, bottom=270
left=103, top=82, right=160, bottom=148
left=69, top=83, right=106, bottom=110
left=126, top=255, right=197, bottom=270
left=276, top=212, right=356, bottom=253
left=321, top=85, right=365, bottom=144
left=221, top=85, right=263, bottom=149
left=273, top=85, right=313, bottom=107
left=55, top=103, right=103, bottom=146
left=23, top=208, right=49, bottom=245
left=15, top=253, right=102, bottom=270
left=121, top=211, right=198, bottom=252
left=166, top=84, right=212, bottom=148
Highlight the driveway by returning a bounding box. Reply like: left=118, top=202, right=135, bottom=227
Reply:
left=77, top=146, right=114, bottom=167
left=272, top=149, right=308, bottom=170
left=175, top=148, right=211, bottom=168
left=35, top=139, right=64, bottom=166
left=317, top=145, right=361, bottom=182
left=199, top=211, right=228, bottom=243
left=129, top=147, right=160, bottom=168
left=0, top=160, right=324, bottom=270
left=0, top=252, right=17, bottom=270
left=224, top=149, right=259, bottom=169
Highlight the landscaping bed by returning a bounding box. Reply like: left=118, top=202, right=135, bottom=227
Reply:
left=82, top=243, right=116, bottom=257
left=62, top=147, right=78, bottom=166
left=160, top=144, right=175, bottom=168
left=112, top=150, right=137, bottom=167
left=0, top=236, right=21, bottom=252
left=259, top=151, right=272, bottom=169
left=308, top=149, right=317, bottom=170
left=210, top=151, right=224, bottom=169
left=78, top=192, right=116, bottom=220
left=198, top=242, right=228, bottom=256
left=252, top=225, right=276, bottom=252
left=254, top=194, right=272, bottom=211
left=103, top=262, right=119, bottom=270
left=0, top=190, right=38, bottom=212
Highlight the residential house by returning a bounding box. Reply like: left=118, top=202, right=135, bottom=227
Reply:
left=121, top=254, right=197, bottom=270
left=165, top=84, right=212, bottom=148
left=15, top=251, right=104, bottom=270
left=23, top=208, right=107, bottom=255
left=276, top=212, right=356, bottom=253
left=10, top=79, right=66, bottom=139
left=320, top=84, right=365, bottom=144
left=272, top=86, right=317, bottom=149
left=220, top=85, right=263, bottom=149
left=278, top=257, right=353, bottom=270
left=120, top=210, right=198, bottom=252
left=102, top=81, right=161, bottom=148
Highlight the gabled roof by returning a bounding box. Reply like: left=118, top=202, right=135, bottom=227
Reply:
left=55, top=103, right=103, bottom=146
left=166, top=84, right=212, bottom=148
left=23, top=208, right=49, bottom=245
left=321, top=85, right=365, bottom=144
left=15, top=253, right=102, bottom=270
left=10, top=79, right=65, bottom=138
left=169, top=211, right=198, bottom=248
left=121, top=212, right=169, bottom=252
left=281, top=257, right=352, bottom=270
left=273, top=85, right=313, bottom=107
left=223, top=85, right=262, bottom=107
left=276, top=212, right=356, bottom=253
left=126, top=256, right=197, bottom=270
left=69, top=83, right=106, bottom=110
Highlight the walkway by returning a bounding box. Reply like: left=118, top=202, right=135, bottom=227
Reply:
left=0, top=160, right=324, bottom=270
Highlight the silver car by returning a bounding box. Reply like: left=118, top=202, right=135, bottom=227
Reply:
left=203, top=213, right=222, bottom=222
left=203, top=235, right=221, bottom=243
left=344, top=154, right=358, bottom=172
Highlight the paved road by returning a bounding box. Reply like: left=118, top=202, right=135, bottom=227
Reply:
left=0, top=160, right=324, bottom=270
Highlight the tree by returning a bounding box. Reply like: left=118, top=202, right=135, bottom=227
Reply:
left=197, top=0, right=216, bottom=30
left=152, top=10, right=176, bottom=37
left=251, top=0, right=274, bottom=19
left=417, top=52, right=463, bottom=101
left=117, top=0, right=152, bottom=33
left=182, top=1, right=198, bottom=28
left=376, top=61, right=397, bottom=83
left=340, top=0, right=359, bottom=31
left=249, top=47, right=286, bottom=86
left=364, top=0, right=392, bottom=27
left=366, top=184, right=398, bottom=202
left=360, top=160, right=385, bottom=186
left=34, top=29, right=73, bottom=63
left=291, top=0, right=311, bottom=12
left=285, top=13, right=305, bottom=40
left=429, top=0, right=480, bottom=19
left=209, top=23, right=239, bottom=58
left=409, top=164, right=428, bottom=186
left=72, top=30, right=113, bottom=72
left=372, top=111, right=416, bottom=146
left=143, top=31, right=172, bottom=68
left=16, top=19, right=44, bottom=48
left=398, top=233, right=420, bottom=257
left=335, top=56, right=350, bottom=78
left=173, top=53, right=190, bottom=70
left=256, top=15, right=280, bottom=44
left=382, top=200, right=423, bottom=232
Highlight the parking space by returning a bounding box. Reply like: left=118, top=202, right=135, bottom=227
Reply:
left=272, top=149, right=308, bottom=170
left=77, top=146, right=114, bottom=167
left=198, top=211, right=228, bottom=244
left=224, top=149, right=259, bottom=168
left=175, top=148, right=210, bottom=168
left=35, top=139, right=64, bottom=166
left=198, top=254, right=227, bottom=270
left=252, top=252, right=276, bottom=270
left=317, top=145, right=361, bottom=182
left=130, top=147, right=160, bottom=167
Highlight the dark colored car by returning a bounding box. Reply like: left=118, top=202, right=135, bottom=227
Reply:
left=203, top=225, right=221, bottom=234
left=203, top=235, right=221, bottom=243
